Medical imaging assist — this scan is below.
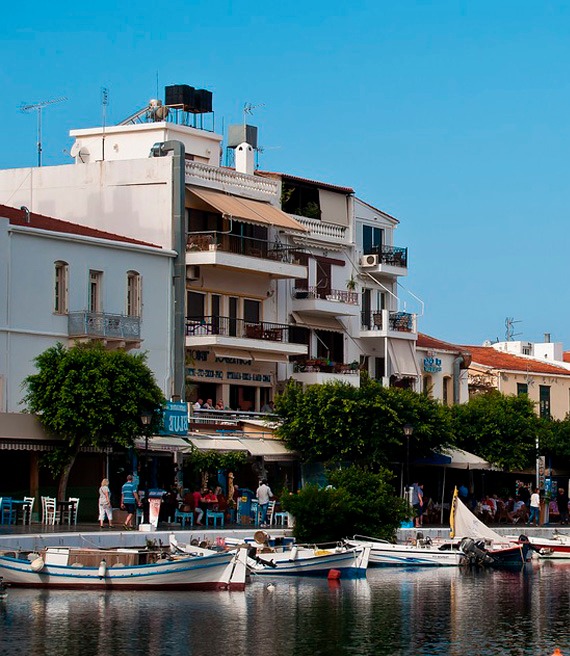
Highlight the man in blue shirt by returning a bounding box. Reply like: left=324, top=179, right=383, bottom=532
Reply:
left=411, top=482, right=424, bottom=528
left=121, top=474, right=141, bottom=530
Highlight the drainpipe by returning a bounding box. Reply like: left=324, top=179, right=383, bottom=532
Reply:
left=150, top=140, right=186, bottom=400
left=452, top=352, right=472, bottom=405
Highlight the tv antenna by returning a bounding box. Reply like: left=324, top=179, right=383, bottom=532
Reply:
left=505, top=317, right=522, bottom=341
left=243, top=102, right=265, bottom=125
left=101, top=87, right=109, bottom=160
left=20, top=96, right=67, bottom=167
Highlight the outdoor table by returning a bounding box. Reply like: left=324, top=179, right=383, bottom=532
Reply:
left=11, top=499, right=32, bottom=524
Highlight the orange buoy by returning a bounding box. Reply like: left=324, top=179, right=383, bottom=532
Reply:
left=327, top=569, right=341, bottom=580
left=552, top=649, right=563, bottom=656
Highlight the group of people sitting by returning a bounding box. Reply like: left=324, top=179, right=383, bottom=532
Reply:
left=178, top=485, right=236, bottom=525
left=192, top=398, right=275, bottom=413
left=472, top=486, right=570, bottom=526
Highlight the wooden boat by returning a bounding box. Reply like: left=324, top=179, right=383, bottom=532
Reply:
left=0, top=542, right=248, bottom=591
left=345, top=534, right=465, bottom=567
left=247, top=543, right=371, bottom=578
left=450, top=488, right=531, bottom=567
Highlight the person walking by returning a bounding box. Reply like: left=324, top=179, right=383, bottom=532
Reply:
left=98, top=478, right=114, bottom=528
left=121, top=474, right=141, bottom=530
left=528, top=487, right=541, bottom=526
left=411, top=482, right=424, bottom=528
left=256, top=479, right=273, bottom=527
left=557, top=487, right=569, bottom=525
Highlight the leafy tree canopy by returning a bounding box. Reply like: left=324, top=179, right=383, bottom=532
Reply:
left=24, top=342, right=166, bottom=452
left=275, top=376, right=454, bottom=466
left=451, top=390, right=543, bottom=470
left=281, top=465, right=409, bottom=542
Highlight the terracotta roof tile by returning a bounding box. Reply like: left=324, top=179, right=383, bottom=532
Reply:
left=417, top=333, right=464, bottom=353
left=0, top=204, right=160, bottom=248
left=464, top=345, right=570, bottom=376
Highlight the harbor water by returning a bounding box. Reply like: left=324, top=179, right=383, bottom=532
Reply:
left=2, top=560, right=570, bottom=656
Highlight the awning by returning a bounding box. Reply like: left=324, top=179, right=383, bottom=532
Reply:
left=134, top=436, right=191, bottom=453
left=252, top=352, right=289, bottom=363
left=187, top=437, right=249, bottom=452
left=213, top=347, right=253, bottom=361
left=187, top=436, right=295, bottom=461
left=291, top=311, right=345, bottom=333
left=188, top=188, right=308, bottom=232
left=414, top=448, right=494, bottom=470
left=387, top=339, right=421, bottom=378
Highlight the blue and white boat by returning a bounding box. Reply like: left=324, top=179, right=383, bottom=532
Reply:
left=345, top=535, right=465, bottom=567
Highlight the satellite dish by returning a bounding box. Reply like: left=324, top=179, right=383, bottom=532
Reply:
left=70, top=142, right=81, bottom=157
left=70, top=143, right=90, bottom=163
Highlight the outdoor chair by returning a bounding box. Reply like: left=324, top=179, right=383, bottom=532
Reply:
left=22, top=496, right=35, bottom=524
left=174, top=508, right=194, bottom=528
left=205, top=509, right=225, bottom=528
left=0, top=498, right=17, bottom=525
left=41, top=496, right=59, bottom=525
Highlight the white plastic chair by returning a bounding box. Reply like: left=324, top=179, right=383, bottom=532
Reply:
left=22, top=496, right=35, bottom=524
left=62, top=497, right=80, bottom=525
left=42, top=497, right=59, bottom=525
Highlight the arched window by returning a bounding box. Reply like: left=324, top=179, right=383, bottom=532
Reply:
left=127, top=271, right=142, bottom=317
left=54, top=261, right=69, bottom=314
left=443, top=376, right=452, bottom=406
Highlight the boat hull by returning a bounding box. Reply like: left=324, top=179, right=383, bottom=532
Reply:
left=346, top=539, right=464, bottom=567
left=251, top=546, right=369, bottom=578
left=0, top=550, right=246, bottom=591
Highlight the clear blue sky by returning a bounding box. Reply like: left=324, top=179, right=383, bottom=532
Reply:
left=3, top=1, right=569, bottom=347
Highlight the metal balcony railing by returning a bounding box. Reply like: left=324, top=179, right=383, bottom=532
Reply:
left=360, top=311, right=415, bottom=333
left=292, top=359, right=359, bottom=375
left=363, top=245, right=408, bottom=268
left=187, top=233, right=302, bottom=264
left=293, top=286, right=358, bottom=305
left=68, top=312, right=141, bottom=340
left=186, top=316, right=293, bottom=342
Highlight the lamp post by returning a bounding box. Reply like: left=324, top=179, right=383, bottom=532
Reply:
left=140, top=410, right=153, bottom=524
left=403, top=423, right=414, bottom=500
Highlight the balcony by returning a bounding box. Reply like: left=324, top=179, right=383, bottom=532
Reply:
left=290, top=358, right=360, bottom=388
left=360, top=245, right=408, bottom=278
left=185, top=161, right=279, bottom=201
left=360, top=310, right=417, bottom=340
left=186, top=316, right=307, bottom=359
left=68, top=312, right=141, bottom=347
left=288, top=215, right=349, bottom=246
left=186, top=233, right=307, bottom=280
left=292, top=286, right=360, bottom=316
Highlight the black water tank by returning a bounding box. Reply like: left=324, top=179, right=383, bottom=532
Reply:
left=165, top=85, right=195, bottom=110
left=193, top=89, right=213, bottom=113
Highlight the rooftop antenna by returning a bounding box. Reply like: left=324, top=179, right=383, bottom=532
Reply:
left=20, top=96, right=67, bottom=167
left=505, top=317, right=522, bottom=341
left=101, top=87, right=109, bottom=161
left=243, top=102, right=265, bottom=126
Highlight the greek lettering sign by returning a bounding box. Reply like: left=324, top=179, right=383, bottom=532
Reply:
left=159, top=401, right=189, bottom=436
left=423, top=357, right=442, bottom=373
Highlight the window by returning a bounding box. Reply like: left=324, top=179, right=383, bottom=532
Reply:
left=517, top=383, right=528, bottom=396
left=443, top=376, right=452, bottom=405
left=363, top=225, right=383, bottom=254
left=88, top=270, right=102, bottom=313
left=126, top=271, right=142, bottom=317
left=423, top=375, right=433, bottom=395
left=54, top=261, right=68, bottom=314
left=375, top=357, right=386, bottom=380
left=243, top=299, right=261, bottom=324
left=187, top=291, right=205, bottom=319
left=539, top=385, right=551, bottom=419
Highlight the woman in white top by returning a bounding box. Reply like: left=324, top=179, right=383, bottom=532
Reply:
left=528, top=488, right=541, bottom=526
left=98, top=478, right=114, bottom=528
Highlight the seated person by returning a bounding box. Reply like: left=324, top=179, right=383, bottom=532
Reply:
left=214, top=486, right=228, bottom=512
left=215, top=399, right=225, bottom=410
left=191, top=488, right=205, bottom=525
left=511, top=498, right=529, bottom=524
left=203, top=488, right=218, bottom=511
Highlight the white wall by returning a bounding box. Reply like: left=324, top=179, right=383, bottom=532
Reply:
left=0, top=219, right=173, bottom=412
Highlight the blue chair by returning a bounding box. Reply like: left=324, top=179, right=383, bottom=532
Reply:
left=250, top=500, right=260, bottom=527
left=174, top=508, right=194, bottom=528
left=0, top=498, right=17, bottom=525
left=205, top=509, right=225, bottom=528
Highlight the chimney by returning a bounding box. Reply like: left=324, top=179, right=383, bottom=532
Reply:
left=544, top=333, right=551, bottom=343
left=235, top=142, right=255, bottom=176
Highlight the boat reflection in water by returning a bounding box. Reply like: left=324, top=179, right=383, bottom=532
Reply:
left=2, top=564, right=570, bottom=655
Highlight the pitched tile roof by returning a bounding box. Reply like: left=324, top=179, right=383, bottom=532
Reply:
left=0, top=204, right=160, bottom=248
left=464, top=345, right=570, bottom=377
left=417, top=333, right=464, bottom=353
left=256, top=171, right=354, bottom=194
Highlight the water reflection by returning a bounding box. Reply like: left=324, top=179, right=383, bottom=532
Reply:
left=2, top=565, right=570, bottom=655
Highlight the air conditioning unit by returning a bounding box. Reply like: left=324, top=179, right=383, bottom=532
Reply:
left=360, top=254, right=379, bottom=267
left=186, top=265, right=200, bottom=280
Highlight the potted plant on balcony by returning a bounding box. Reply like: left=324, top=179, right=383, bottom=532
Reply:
left=346, top=275, right=357, bottom=291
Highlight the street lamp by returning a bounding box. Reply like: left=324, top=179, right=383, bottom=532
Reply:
left=140, top=410, right=153, bottom=524
left=403, top=423, right=414, bottom=498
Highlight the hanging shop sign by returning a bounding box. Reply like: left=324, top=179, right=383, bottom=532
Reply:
left=159, top=401, right=189, bottom=436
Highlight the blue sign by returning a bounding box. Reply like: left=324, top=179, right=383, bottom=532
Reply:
left=423, top=357, right=442, bottom=373
left=159, top=401, right=189, bottom=436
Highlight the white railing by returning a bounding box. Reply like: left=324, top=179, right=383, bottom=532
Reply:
left=185, top=161, right=279, bottom=199
left=293, top=215, right=348, bottom=242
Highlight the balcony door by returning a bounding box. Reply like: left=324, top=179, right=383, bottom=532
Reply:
left=316, top=260, right=331, bottom=299
left=229, top=297, right=238, bottom=337
left=211, top=294, right=221, bottom=335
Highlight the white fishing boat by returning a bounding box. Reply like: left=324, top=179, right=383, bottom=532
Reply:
left=248, top=543, right=370, bottom=578
left=0, top=541, right=248, bottom=591
left=345, top=534, right=465, bottom=567
left=514, top=531, right=570, bottom=559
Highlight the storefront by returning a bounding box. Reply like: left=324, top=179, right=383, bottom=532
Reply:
left=186, top=348, right=275, bottom=410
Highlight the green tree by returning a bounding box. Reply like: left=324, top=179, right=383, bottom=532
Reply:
left=281, top=465, right=409, bottom=542
left=23, top=342, right=165, bottom=500
left=451, top=390, right=543, bottom=470
left=275, top=376, right=454, bottom=466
